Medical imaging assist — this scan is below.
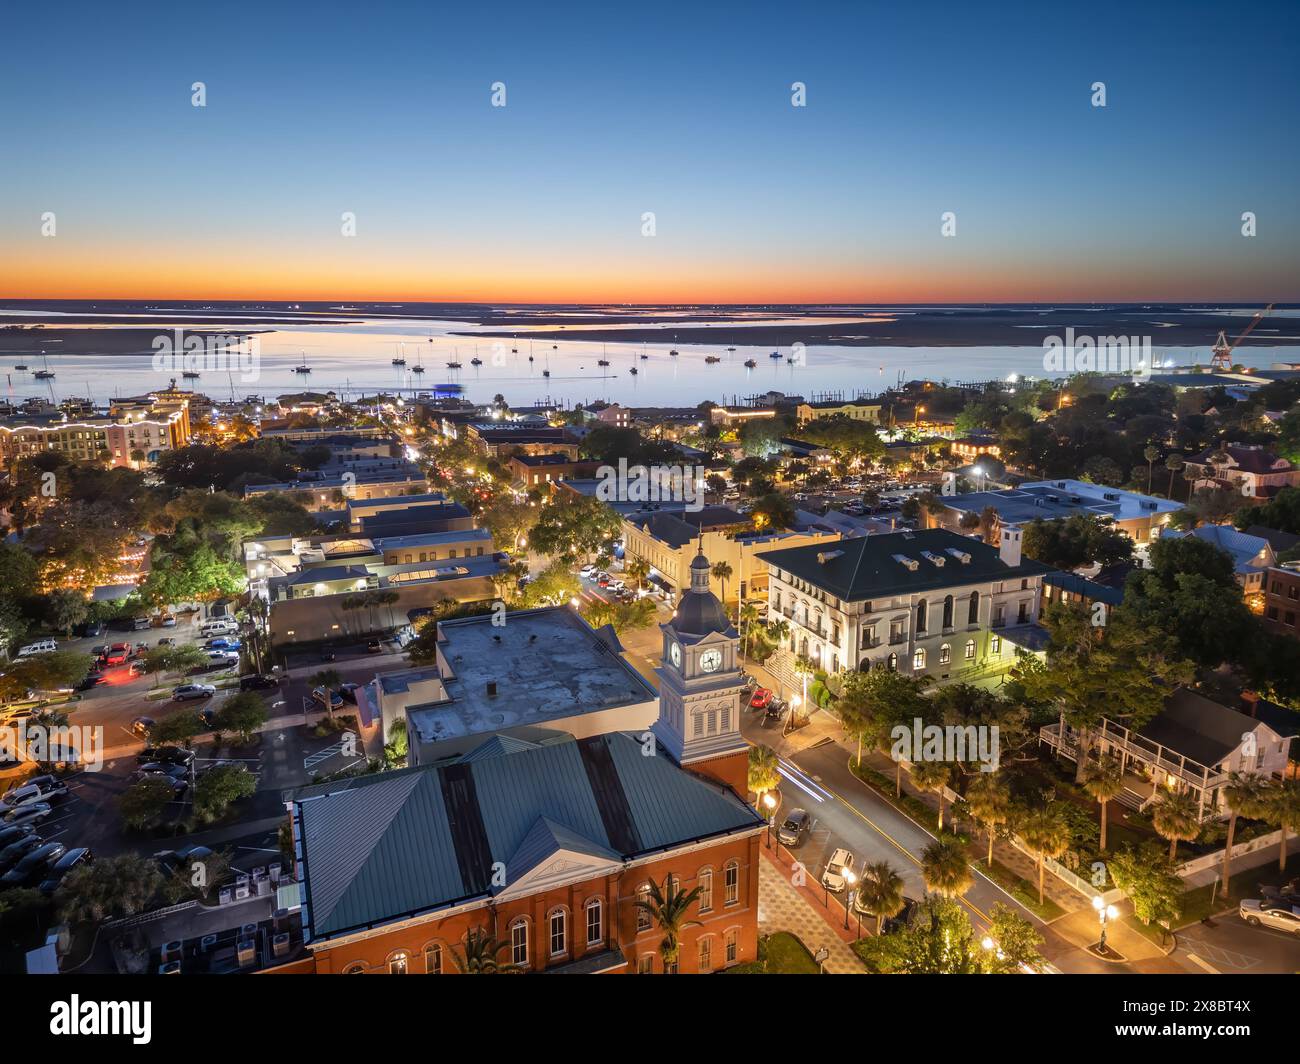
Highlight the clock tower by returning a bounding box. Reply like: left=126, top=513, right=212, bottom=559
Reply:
left=653, top=549, right=750, bottom=795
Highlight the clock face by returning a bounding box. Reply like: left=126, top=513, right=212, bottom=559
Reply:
left=669, top=642, right=682, bottom=667
left=699, top=649, right=723, bottom=673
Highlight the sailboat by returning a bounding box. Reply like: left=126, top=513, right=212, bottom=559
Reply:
left=293, top=352, right=312, bottom=374
left=13, top=363, right=27, bottom=371
left=392, top=342, right=406, bottom=366
left=744, top=358, right=757, bottom=368
left=34, top=354, right=55, bottom=380
left=411, top=350, right=425, bottom=374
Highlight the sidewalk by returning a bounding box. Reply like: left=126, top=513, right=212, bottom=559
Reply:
left=758, top=846, right=863, bottom=974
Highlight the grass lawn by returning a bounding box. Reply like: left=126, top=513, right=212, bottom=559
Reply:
left=722, top=932, right=820, bottom=974
left=980, top=859, right=1068, bottom=921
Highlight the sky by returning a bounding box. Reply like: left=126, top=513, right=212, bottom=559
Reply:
left=1, top=0, right=1297, bottom=304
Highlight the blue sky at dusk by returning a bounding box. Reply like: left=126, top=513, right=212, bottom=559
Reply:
left=2, top=0, right=1297, bottom=301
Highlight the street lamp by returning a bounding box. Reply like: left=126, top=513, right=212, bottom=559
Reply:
left=842, top=869, right=857, bottom=930
left=763, top=792, right=777, bottom=849
left=1092, top=895, right=1119, bottom=954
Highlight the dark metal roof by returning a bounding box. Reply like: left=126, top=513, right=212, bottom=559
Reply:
left=758, top=527, right=1052, bottom=602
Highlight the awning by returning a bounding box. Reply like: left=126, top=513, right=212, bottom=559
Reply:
left=537, top=948, right=628, bottom=974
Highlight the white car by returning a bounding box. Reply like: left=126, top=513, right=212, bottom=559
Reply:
left=821, top=848, right=855, bottom=893
left=579, top=564, right=595, bottom=577
left=2, top=780, right=67, bottom=809
left=1240, top=899, right=1300, bottom=935
left=2, top=802, right=52, bottom=828
left=173, top=683, right=216, bottom=701
left=204, top=650, right=239, bottom=666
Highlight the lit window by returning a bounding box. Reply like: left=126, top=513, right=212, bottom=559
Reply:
left=388, top=952, right=409, bottom=975
left=724, top=861, right=739, bottom=905
left=698, top=937, right=712, bottom=972
left=549, top=909, right=567, bottom=956
left=964, top=639, right=976, bottom=660
left=510, top=920, right=529, bottom=966
left=939, top=644, right=950, bottom=665
left=586, top=899, right=603, bottom=946
left=913, top=648, right=926, bottom=670
left=698, top=869, right=713, bottom=912
left=424, top=944, right=442, bottom=974
left=636, top=884, right=652, bottom=931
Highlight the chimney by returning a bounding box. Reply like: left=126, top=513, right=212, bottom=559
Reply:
left=1241, top=690, right=1260, bottom=718
left=999, top=524, right=1022, bottom=567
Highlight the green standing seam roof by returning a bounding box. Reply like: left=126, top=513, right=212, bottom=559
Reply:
left=295, top=732, right=762, bottom=942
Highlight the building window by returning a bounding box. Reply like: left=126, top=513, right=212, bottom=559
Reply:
left=638, top=954, right=654, bottom=974
left=991, top=635, right=1002, bottom=654
left=913, top=648, right=926, bottom=671
left=1018, top=601, right=1028, bottom=624
left=585, top=899, right=603, bottom=946
left=698, top=936, right=713, bottom=972
left=724, top=860, right=740, bottom=905
left=942, top=595, right=953, bottom=629
left=964, top=639, right=976, bottom=660
left=725, top=928, right=738, bottom=964
left=423, top=944, right=443, bottom=974
left=939, top=644, right=951, bottom=665
left=636, top=884, right=652, bottom=931
left=698, top=868, right=713, bottom=912
left=887, top=652, right=898, bottom=672
left=388, top=951, right=410, bottom=975
left=343, top=962, right=367, bottom=974
left=916, top=599, right=927, bottom=633
left=510, top=919, right=529, bottom=966
left=968, top=591, right=979, bottom=625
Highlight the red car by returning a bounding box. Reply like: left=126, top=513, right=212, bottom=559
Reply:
left=749, top=688, right=773, bottom=710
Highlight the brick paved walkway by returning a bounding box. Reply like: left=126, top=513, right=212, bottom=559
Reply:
left=758, top=848, right=864, bottom=974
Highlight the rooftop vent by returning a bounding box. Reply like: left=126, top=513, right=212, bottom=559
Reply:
left=817, top=550, right=844, bottom=564
left=944, top=547, right=972, bottom=564
left=921, top=551, right=946, bottom=567
left=1034, top=497, right=1046, bottom=506
left=1103, top=492, right=1120, bottom=501
left=487, top=681, right=497, bottom=697
left=1056, top=481, right=1067, bottom=488
left=891, top=554, right=920, bottom=572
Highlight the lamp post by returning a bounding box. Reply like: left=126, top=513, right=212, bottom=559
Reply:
left=1092, top=895, right=1119, bottom=954
left=843, top=870, right=857, bottom=930
left=763, top=792, right=777, bottom=850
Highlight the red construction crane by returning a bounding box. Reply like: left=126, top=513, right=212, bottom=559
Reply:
left=1210, top=303, right=1274, bottom=371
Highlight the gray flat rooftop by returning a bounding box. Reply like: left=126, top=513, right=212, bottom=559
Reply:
left=406, top=607, right=656, bottom=746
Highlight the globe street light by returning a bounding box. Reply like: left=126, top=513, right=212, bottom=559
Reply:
left=843, top=869, right=857, bottom=930
left=1092, top=895, right=1119, bottom=954
left=763, top=792, right=777, bottom=849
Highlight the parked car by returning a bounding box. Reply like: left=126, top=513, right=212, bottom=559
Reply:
left=748, top=688, right=773, bottom=710
left=132, top=616, right=152, bottom=631
left=156, top=637, right=176, bottom=647
left=0, top=841, right=66, bottom=887
left=2, top=802, right=53, bottom=828
left=39, top=847, right=93, bottom=895
left=338, top=682, right=360, bottom=704
left=0, top=833, right=42, bottom=871
left=76, top=671, right=105, bottom=691
left=173, top=684, right=216, bottom=701
left=1239, top=900, right=1300, bottom=935
left=133, top=763, right=189, bottom=783
left=105, top=643, right=132, bottom=666
left=130, top=716, right=156, bottom=738
left=2, top=778, right=68, bottom=809
left=0, top=825, right=36, bottom=853
left=137, top=746, right=195, bottom=767
left=821, top=848, right=855, bottom=893
left=159, top=614, right=177, bottom=627
left=203, top=650, right=239, bottom=666
left=365, top=639, right=384, bottom=654
left=129, top=660, right=149, bottom=677
left=579, top=564, right=595, bottom=577
left=90, top=644, right=109, bottom=660
left=81, top=621, right=105, bottom=638
left=312, top=687, right=344, bottom=710
left=239, top=674, right=278, bottom=691
left=776, top=808, right=811, bottom=847
left=206, top=637, right=242, bottom=651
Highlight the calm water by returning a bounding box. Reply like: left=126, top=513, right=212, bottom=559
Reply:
left=3, top=313, right=1297, bottom=410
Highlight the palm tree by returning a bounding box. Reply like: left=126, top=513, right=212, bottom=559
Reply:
left=965, top=773, right=1012, bottom=865
left=1083, top=758, right=1124, bottom=852
left=377, top=589, right=401, bottom=629
left=451, top=927, right=518, bottom=973
left=1164, top=453, right=1184, bottom=499
left=1151, top=789, right=1200, bottom=861
left=55, top=855, right=163, bottom=924
left=635, top=876, right=703, bottom=972
left=909, top=760, right=952, bottom=831
left=856, top=860, right=906, bottom=934
left=1221, top=772, right=1270, bottom=891
left=747, top=744, right=780, bottom=806
left=1265, top=780, right=1300, bottom=873
left=1143, top=445, right=1160, bottom=493
left=1019, top=805, right=1071, bottom=906
left=625, top=555, right=650, bottom=591
left=711, top=560, right=734, bottom=606
left=920, top=835, right=972, bottom=899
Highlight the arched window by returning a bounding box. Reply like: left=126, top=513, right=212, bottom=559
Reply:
left=942, top=595, right=954, bottom=628
left=939, top=643, right=951, bottom=665
left=342, top=962, right=367, bottom=975
left=636, top=884, right=652, bottom=932
left=585, top=898, right=603, bottom=946
left=724, top=860, right=740, bottom=905
left=387, top=951, right=410, bottom=975
left=913, top=647, right=926, bottom=671
left=916, top=599, right=927, bottom=633
left=423, top=943, right=443, bottom=974
left=968, top=590, right=980, bottom=625
left=698, top=868, right=714, bottom=912
left=887, top=652, right=898, bottom=672
left=509, top=918, right=530, bottom=967
left=548, top=907, right=568, bottom=957
left=964, top=639, right=976, bottom=660
left=698, top=935, right=714, bottom=972
left=724, top=927, right=739, bottom=964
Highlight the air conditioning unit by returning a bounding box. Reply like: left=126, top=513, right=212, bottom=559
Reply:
left=161, top=941, right=183, bottom=963
left=272, top=933, right=292, bottom=958
left=236, top=939, right=257, bottom=967
left=199, top=934, right=218, bottom=954
left=159, top=961, right=182, bottom=975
